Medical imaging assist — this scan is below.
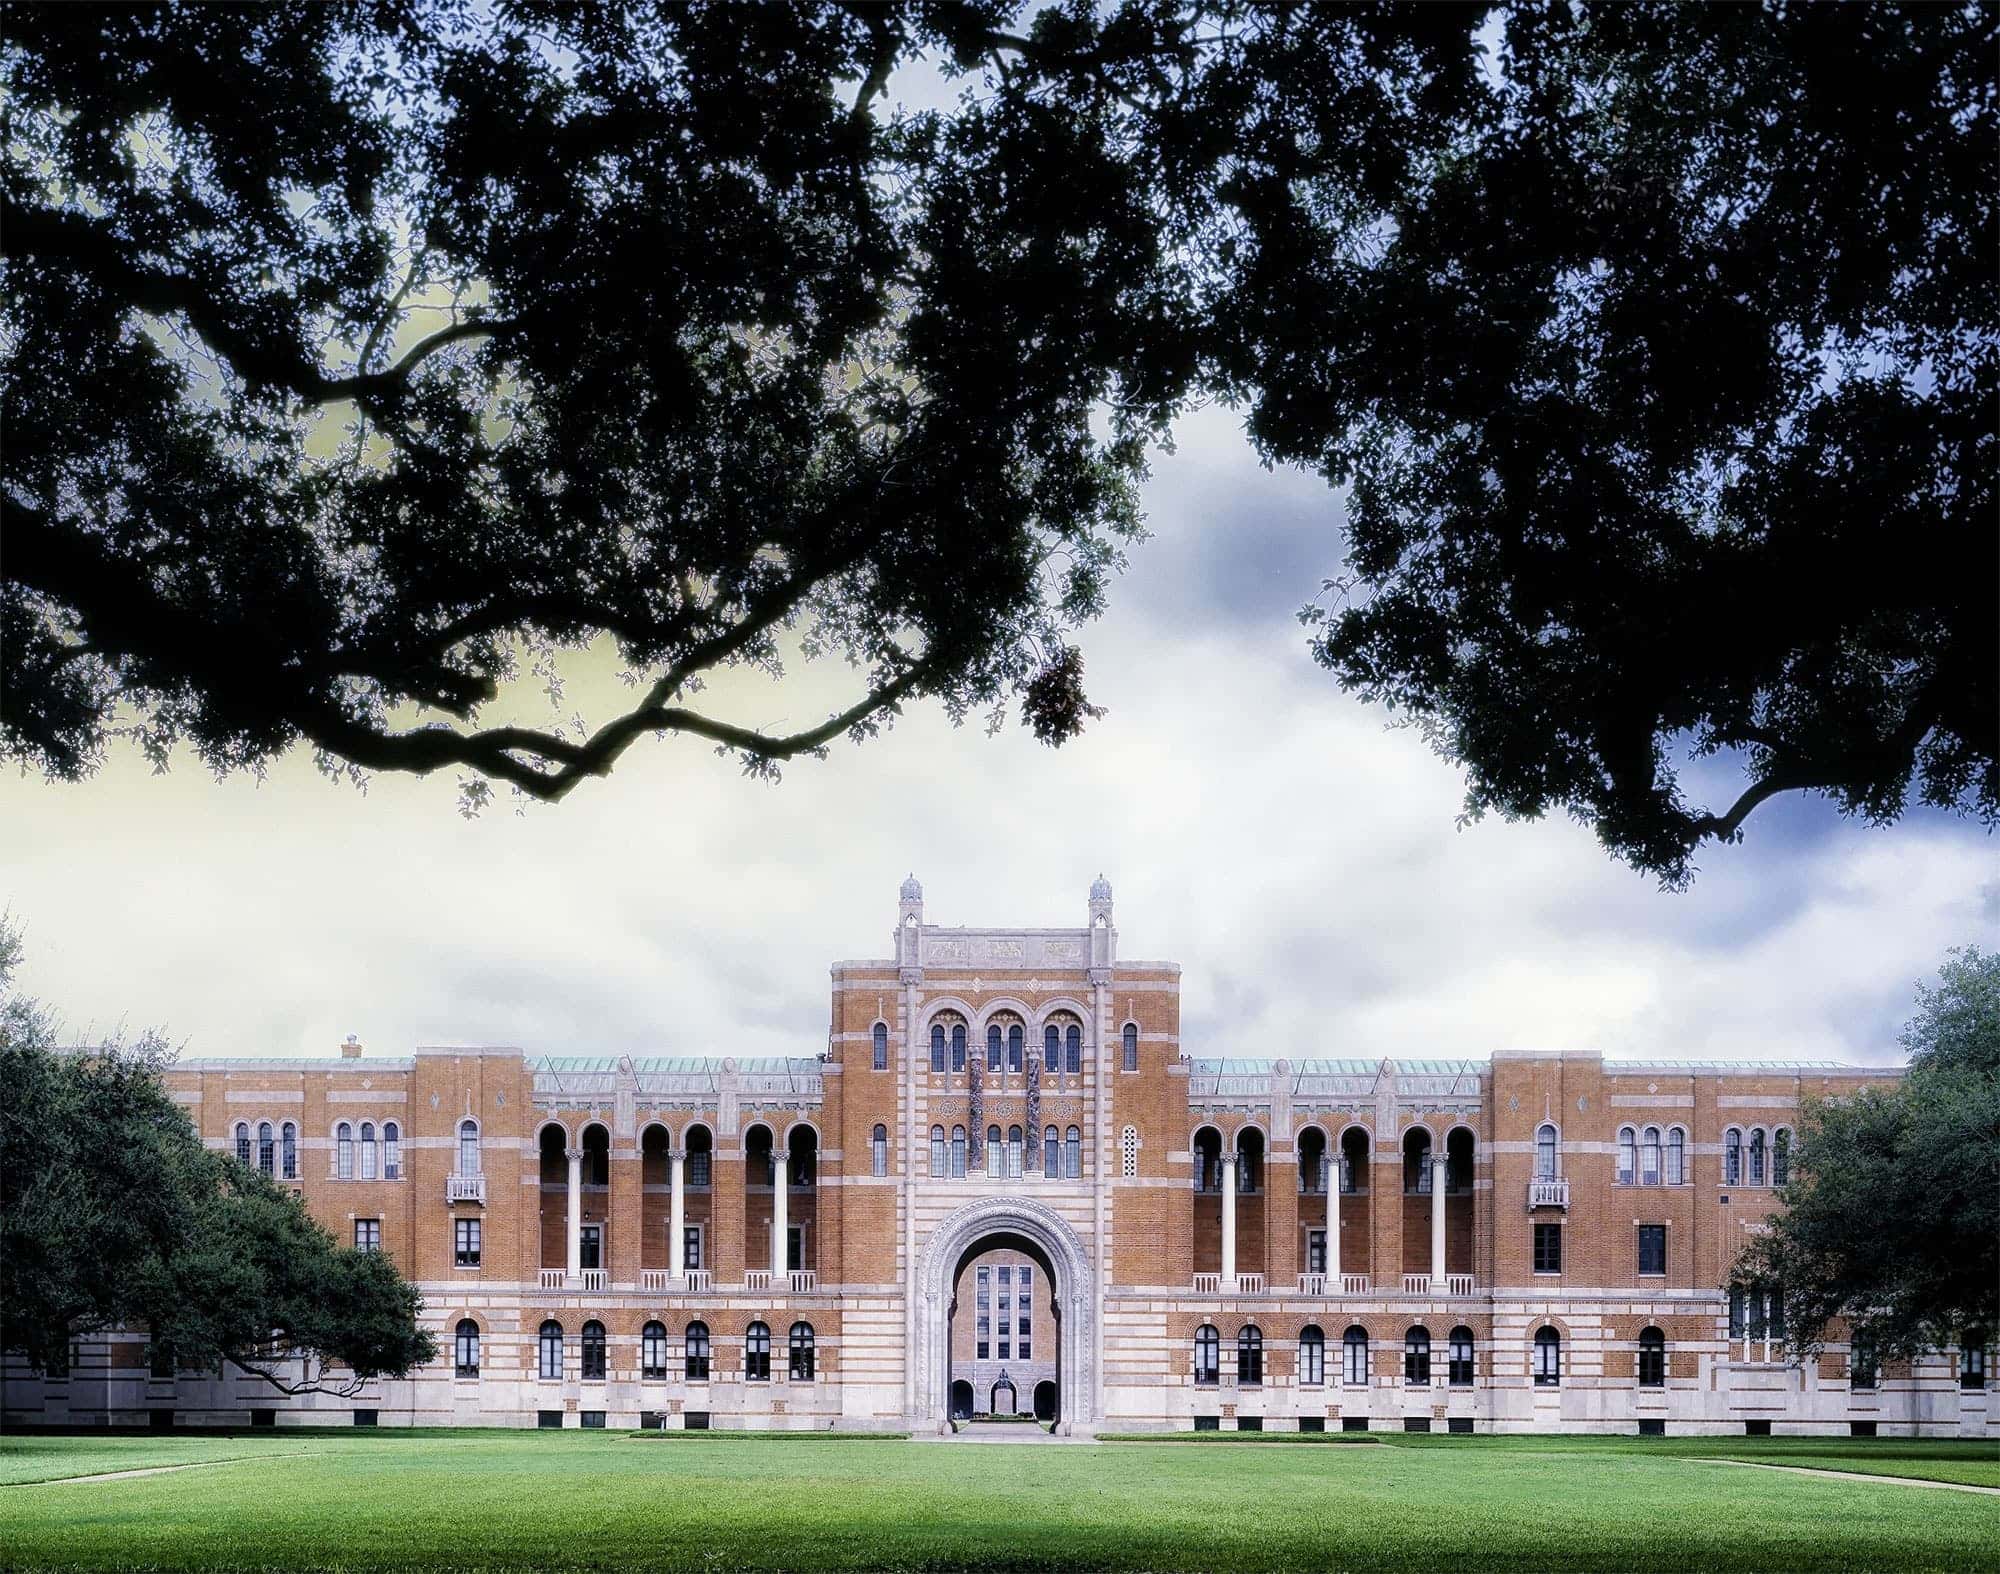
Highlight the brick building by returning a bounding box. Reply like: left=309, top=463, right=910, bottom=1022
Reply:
left=7, top=877, right=1992, bottom=1437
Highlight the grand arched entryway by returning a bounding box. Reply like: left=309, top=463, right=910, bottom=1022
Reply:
left=914, top=1198, right=1095, bottom=1435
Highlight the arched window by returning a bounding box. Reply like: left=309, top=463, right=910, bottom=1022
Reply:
left=929, top=1126, right=946, bottom=1177
left=1064, top=1126, right=1081, bottom=1180
left=1404, top=1326, right=1431, bottom=1385
left=1533, top=1326, right=1561, bottom=1387
left=580, top=1320, right=606, bottom=1381
left=930, top=1024, right=947, bottom=1074
left=359, top=1122, right=378, bottom=1181
left=1404, top=1128, right=1433, bottom=1194
left=1448, top=1326, right=1475, bottom=1386
left=1006, top=1125, right=1023, bottom=1179
left=454, top=1319, right=480, bottom=1378
left=872, top=1124, right=889, bottom=1178
left=1194, top=1324, right=1219, bottom=1386
left=745, top=1322, right=771, bottom=1382
left=951, top=1022, right=966, bottom=1072
left=256, top=1122, right=275, bottom=1175
left=789, top=1321, right=815, bottom=1381
left=1724, top=1128, right=1743, bottom=1186
left=986, top=1125, right=1002, bottom=1170
left=1640, top=1127, right=1661, bottom=1186
left=1773, top=1128, right=1790, bottom=1187
left=1638, top=1326, right=1665, bottom=1388
left=1065, top=1023, right=1081, bottom=1074
left=951, top=1126, right=967, bottom=1178
left=1122, top=1022, right=1139, bottom=1072
left=687, top=1125, right=713, bottom=1188
left=1121, top=1125, right=1139, bottom=1179
left=538, top=1320, right=564, bottom=1381
left=1343, top=1325, right=1369, bottom=1386
left=1299, top=1325, right=1325, bottom=1386
left=1665, top=1127, right=1685, bottom=1186
left=383, top=1122, right=400, bottom=1180
left=1535, top=1124, right=1558, bottom=1180
left=1045, top=1024, right=1061, bottom=1073
left=280, top=1122, right=297, bottom=1180
left=641, top=1320, right=668, bottom=1380
left=1748, top=1128, right=1766, bottom=1185
left=684, top=1321, right=710, bottom=1381
left=1963, top=1332, right=1988, bottom=1390
left=457, top=1120, right=480, bottom=1176
left=1237, top=1325, right=1264, bottom=1386
left=1297, top=1128, right=1327, bottom=1194
left=1007, top=1022, right=1023, bottom=1073
left=1044, top=1125, right=1060, bottom=1177
left=987, top=1024, right=1003, bottom=1072
left=1616, top=1127, right=1636, bottom=1186
left=234, top=1123, right=251, bottom=1166
left=872, top=1021, right=888, bottom=1070
left=336, top=1122, right=354, bottom=1180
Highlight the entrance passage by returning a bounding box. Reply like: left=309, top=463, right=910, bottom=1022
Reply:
left=1033, top=1381, right=1057, bottom=1422
left=947, top=1231, right=1061, bottom=1426
left=950, top=1381, right=974, bottom=1421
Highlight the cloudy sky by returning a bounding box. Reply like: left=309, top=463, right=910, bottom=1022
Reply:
left=4, top=406, right=1990, bottom=1069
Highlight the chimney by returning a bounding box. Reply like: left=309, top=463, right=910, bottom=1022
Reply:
left=340, top=1034, right=363, bottom=1059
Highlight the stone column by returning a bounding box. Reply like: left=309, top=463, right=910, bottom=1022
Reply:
left=669, top=1148, right=686, bottom=1277
left=565, top=1149, right=583, bottom=1281
left=1430, top=1153, right=1448, bottom=1287
left=771, top=1149, right=790, bottom=1281
left=1221, top=1143, right=1238, bottom=1286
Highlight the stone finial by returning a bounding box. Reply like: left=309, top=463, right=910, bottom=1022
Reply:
left=1090, top=872, right=1113, bottom=903
left=900, top=872, right=923, bottom=902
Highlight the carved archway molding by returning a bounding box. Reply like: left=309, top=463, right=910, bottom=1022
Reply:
left=913, top=1196, right=1096, bottom=1435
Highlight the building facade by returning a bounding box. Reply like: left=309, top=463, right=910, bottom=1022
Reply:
left=7, top=878, right=1992, bottom=1437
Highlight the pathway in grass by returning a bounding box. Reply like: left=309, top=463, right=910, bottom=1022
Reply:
left=1, top=1432, right=1994, bottom=1572
left=1693, top=1459, right=1999, bottom=1496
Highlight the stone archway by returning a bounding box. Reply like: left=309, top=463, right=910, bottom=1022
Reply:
left=915, top=1197, right=1095, bottom=1435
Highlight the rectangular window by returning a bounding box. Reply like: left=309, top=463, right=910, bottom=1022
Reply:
left=455, top=1217, right=482, bottom=1268
left=1301, top=1336, right=1324, bottom=1386
left=1299, top=1415, right=1325, bottom=1433
left=787, top=1226, right=803, bottom=1273
left=354, top=1219, right=381, bottom=1253
left=683, top=1226, right=703, bottom=1271
left=997, top=1267, right=1011, bottom=1361
left=976, top=1267, right=990, bottom=1361
left=1533, top=1222, right=1562, bottom=1274
left=1851, top=1338, right=1877, bottom=1391
left=1342, top=1416, right=1368, bottom=1432
left=688, top=1148, right=711, bottom=1188
left=1306, top=1230, right=1327, bottom=1274
left=353, top=1409, right=378, bottom=1427
left=580, top=1411, right=605, bottom=1429
left=1193, top=1414, right=1219, bottom=1432
left=1238, top=1416, right=1262, bottom=1432
left=1637, top=1224, right=1666, bottom=1277
left=579, top=1225, right=601, bottom=1271
left=537, top=1410, right=563, bottom=1429
left=1447, top=1416, right=1474, bottom=1434
left=1017, top=1267, right=1032, bottom=1361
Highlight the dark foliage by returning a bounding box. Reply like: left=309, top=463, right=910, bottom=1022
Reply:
left=0, top=921, right=434, bottom=1393
left=4, top=3, right=1992, bottom=876
left=1738, top=947, right=2000, bottom=1360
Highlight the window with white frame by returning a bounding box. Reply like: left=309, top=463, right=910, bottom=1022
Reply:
left=1006, top=1125, right=1023, bottom=1179
left=1064, top=1126, right=1081, bottom=1179
left=1637, top=1326, right=1665, bottom=1388
left=1640, top=1126, right=1661, bottom=1185
left=1044, top=1125, right=1060, bottom=1177
left=684, top=1321, right=710, bottom=1380
left=930, top=1023, right=947, bottom=1074
left=354, top=1219, right=380, bottom=1252
left=1724, top=1127, right=1743, bottom=1185
left=985, top=1124, right=1002, bottom=1171
left=538, top=1320, right=563, bottom=1380
left=1122, top=1021, right=1138, bottom=1072
left=872, top=1021, right=888, bottom=1070
left=454, top=1217, right=481, bottom=1267
left=1533, top=1326, right=1561, bottom=1386
left=359, top=1122, right=378, bottom=1180
left=257, top=1122, right=275, bottom=1175
left=641, top=1321, right=668, bottom=1380
left=1343, top=1325, right=1369, bottom=1385
left=1773, top=1128, right=1790, bottom=1186
left=235, top=1123, right=251, bottom=1165
left=1448, top=1326, right=1474, bottom=1386
left=744, top=1322, right=770, bottom=1382
left=1534, top=1124, right=1558, bottom=1179
left=456, top=1119, right=479, bottom=1176
left=1962, top=1333, right=1988, bottom=1390
left=1065, top=1021, right=1081, bottom=1075
left=1237, top=1325, right=1263, bottom=1386
left=871, top=1123, right=889, bottom=1177
left=1404, top=1326, right=1431, bottom=1385
left=336, top=1121, right=354, bottom=1178
left=1665, top=1127, right=1684, bottom=1186
left=1194, top=1324, right=1219, bottom=1386
left=951, top=1126, right=967, bottom=1178
left=976, top=1266, right=990, bottom=1359
left=281, top=1121, right=297, bottom=1179
left=1748, top=1127, right=1767, bottom=1185
left=454, top=1319, right=480, bottom=1378
left=790, top=1322, right=815, bottom=1381
left=930, top=1125, right=946, bottom=1178
left=1299, top=1325, right=1324, bottom=1386
left=383, top=1121, right=400, bottom=1180
left=1017, top=1268, right=1032, bottom=1359
left=1616, top=1126, right=1636, bottom=1186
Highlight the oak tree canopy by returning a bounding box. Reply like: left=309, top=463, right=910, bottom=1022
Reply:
left=4, top=2, right=1992, bottom=879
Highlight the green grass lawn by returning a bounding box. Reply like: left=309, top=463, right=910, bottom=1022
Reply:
left=1, top=1430, right=1994, bottom=1572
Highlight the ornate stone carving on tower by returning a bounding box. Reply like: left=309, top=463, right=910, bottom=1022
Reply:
left=1088, top=873, right=1116, bottom=983
left=897, top=872, right=924, bottom=980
